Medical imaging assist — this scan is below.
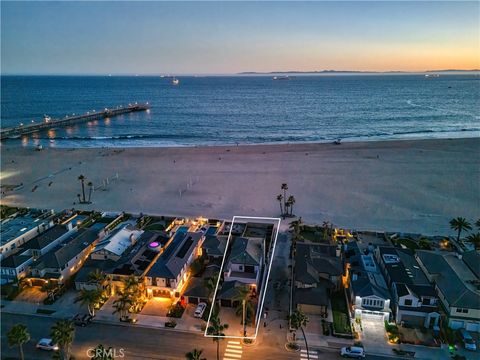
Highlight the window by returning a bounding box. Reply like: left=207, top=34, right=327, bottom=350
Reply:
left=456, top=308, right=469, bottom=313
left=404, top=299, right=413, bottom=306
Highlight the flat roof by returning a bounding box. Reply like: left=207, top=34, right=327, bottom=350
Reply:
left=1, top=211, right=49, bottom=245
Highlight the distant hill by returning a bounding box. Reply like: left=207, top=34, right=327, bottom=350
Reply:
left=238, top=69, right=480, bottom=75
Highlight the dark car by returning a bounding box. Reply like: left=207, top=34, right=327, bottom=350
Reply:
left=73, top=314, right=93, bottom=327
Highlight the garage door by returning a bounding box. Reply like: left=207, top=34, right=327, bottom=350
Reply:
left=188, top=297, right=199, bottom=305
left=362, top=310, right=385, bottom=320
left=466, top=322, right=480, bottom=333
left=401, top=314, right=425, bottom=327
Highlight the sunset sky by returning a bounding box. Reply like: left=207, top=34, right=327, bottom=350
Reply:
left=1, top=1, right=479, bottom=75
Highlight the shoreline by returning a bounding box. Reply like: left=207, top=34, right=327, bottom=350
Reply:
left=2, top=137, right=479, bottom=236
left=3, top=134, right=480, bottom=151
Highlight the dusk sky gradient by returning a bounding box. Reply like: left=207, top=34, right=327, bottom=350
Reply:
left=1, top=1, right=479, bottom=74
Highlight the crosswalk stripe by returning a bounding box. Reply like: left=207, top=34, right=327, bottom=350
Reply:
left=223, top=353, right=241, bottom=358
left=224, top=358, right=240, bottom=360
left=228, top=341, right=241, bottom=344
left=225, top=349, right=242, bottom=354
left=226, top=344, right=242, bottom=349
left=300, top=355, right=318, bottom=359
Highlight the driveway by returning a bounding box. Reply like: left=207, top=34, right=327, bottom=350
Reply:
left=141, top=297, right=172, bottom=317
left=361, top=316, right=390, bottom=354
left=14, top=286, right=46, bottom=303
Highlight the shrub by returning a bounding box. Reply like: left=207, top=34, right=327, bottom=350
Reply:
left=167, top=302, right=185, bottom=318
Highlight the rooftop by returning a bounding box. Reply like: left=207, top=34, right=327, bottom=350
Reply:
left=416, top=250, right=480, bottom=310
left=147, top=231, right=203, bottom=279
left=295, top=243, right=343, bottom=285
left=228, top=237, right=262, bottom=267
left=1, top=210, right=51, bottom=245
left=20, top=225, right=69, bottom=251
left=93, top=223, right=143, bottom=257
left=34, top=228, right=99, bottom=270
left=378, top=246, right=429, bottom=286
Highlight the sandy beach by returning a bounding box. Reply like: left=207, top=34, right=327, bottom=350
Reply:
left=1, top=138, right=479, bottom=235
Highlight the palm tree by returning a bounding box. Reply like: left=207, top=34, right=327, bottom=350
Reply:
left=112, top=293, right=133, bottom=321
left=75, top=288, right=103, bottom=316
left=78, top=175, right=86, bottom=203
left=322, top=221, right=330, bottom=241
left=207, top=315, right=229, bottom=360
left=185, top=348, right=206, bottom=360
left=281, top=183, right=288, bottom=216
left=7, top=324, right=30, bottom=360
left=289, top=309, right=310, bottom=360
left=204, top=274, right=219, bottom=303
left=234, top=285, right=255, bottom=337
left=87, top=181, right=93, bottom=203
left=449, top=217, right=472, bottom=242
left=287, top=195, right=296, bottom=216
left=91, top=344, right=115, bottom=360
left=121, top=276, right=145, bottom=313
left=88, top=269, right=109, bottom=290
left=277, top=194, right=284, bottom=217
left=51, top=319, right=75, bottom=360
left=466, top=233, right=480, bottom=249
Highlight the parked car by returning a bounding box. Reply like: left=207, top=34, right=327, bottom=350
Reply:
left=194, top=302, right=207, bottom=318
left=459, top=329, right=477, bottom=351
left=73, top=313, right=93, bottom=327
left=36, top=338, right=59, bottom=351
left=340, top=346, right=365, bottom=358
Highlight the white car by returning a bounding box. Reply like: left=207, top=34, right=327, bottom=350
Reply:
left=36, top=338, right=59, bottom=351
left=340, top=346, right=365, bottom=358
left=194, top=302, right=207, bottom=318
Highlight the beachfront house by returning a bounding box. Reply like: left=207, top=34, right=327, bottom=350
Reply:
left=375, top=246, right=440, bottom=328
left=0, top=209, right=54, bottom=259
left=146, top=230, right=204, bottom=298
left=345, top=241, right=391, bottom=321
left=29, top=228, right=101, bottom=283
left=415, top=250, right=480, bottom=332
left=0, top=225, right=74, bottom=284
left=202, top=234, right=228, bottom=261
left=91, top=224, right=144, bottom=261
left=293, top=243, right=344, bottom=316
left=223, top=237, right=263, bottom=289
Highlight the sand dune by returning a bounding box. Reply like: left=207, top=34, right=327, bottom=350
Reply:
left=1, top=138, right=479, bottom=235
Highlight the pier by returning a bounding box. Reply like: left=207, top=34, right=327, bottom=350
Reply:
left=0, top=103, right=150, bottom=140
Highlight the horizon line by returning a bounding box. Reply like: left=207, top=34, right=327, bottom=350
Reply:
left=1, top=69, right=480, bottom=77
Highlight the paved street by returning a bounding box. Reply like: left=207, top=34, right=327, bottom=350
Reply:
left=0, top=313, right=371, bottom=360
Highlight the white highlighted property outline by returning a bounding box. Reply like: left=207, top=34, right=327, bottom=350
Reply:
left=204, top=215, right=282, bottom=340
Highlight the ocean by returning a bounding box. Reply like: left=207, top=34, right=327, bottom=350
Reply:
left=1, top=74, right=479, bottom=148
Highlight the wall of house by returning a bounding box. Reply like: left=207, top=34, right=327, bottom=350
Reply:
left=0, top=222, right=51, bottom=258
left=398, top=294, right=421, bottom=307
left=91, top=249, right=120, bottom=262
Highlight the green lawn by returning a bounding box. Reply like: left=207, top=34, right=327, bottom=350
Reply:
left=299, top=230, right=325, bottom=243
left=397, top=238, right=419, bottom=250
left=145, top=223, right=166, bottom=231
left=331, top=291, right=352, bottom=335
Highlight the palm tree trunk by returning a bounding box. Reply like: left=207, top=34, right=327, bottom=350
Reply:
left=81, top=180, right=86, bottom=202
left=457, top=229, right=461, bottom=242
left=279, top=200, right=283, bottom=217
left=19, top=344, right=24, bottom=360
left=300, top=326, right=310, bottom=360
left=290, top=204, right=294, bottom=216
left=88, top=187, right=92, bottom=202
left=216, top=340, right=220, bottom=360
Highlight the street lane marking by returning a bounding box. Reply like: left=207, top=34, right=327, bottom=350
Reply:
left=228, top=341, right=241, bottom=344
left=225, top=349, right=242, bottom=354
left=223, top=354, right=241, bottom=359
